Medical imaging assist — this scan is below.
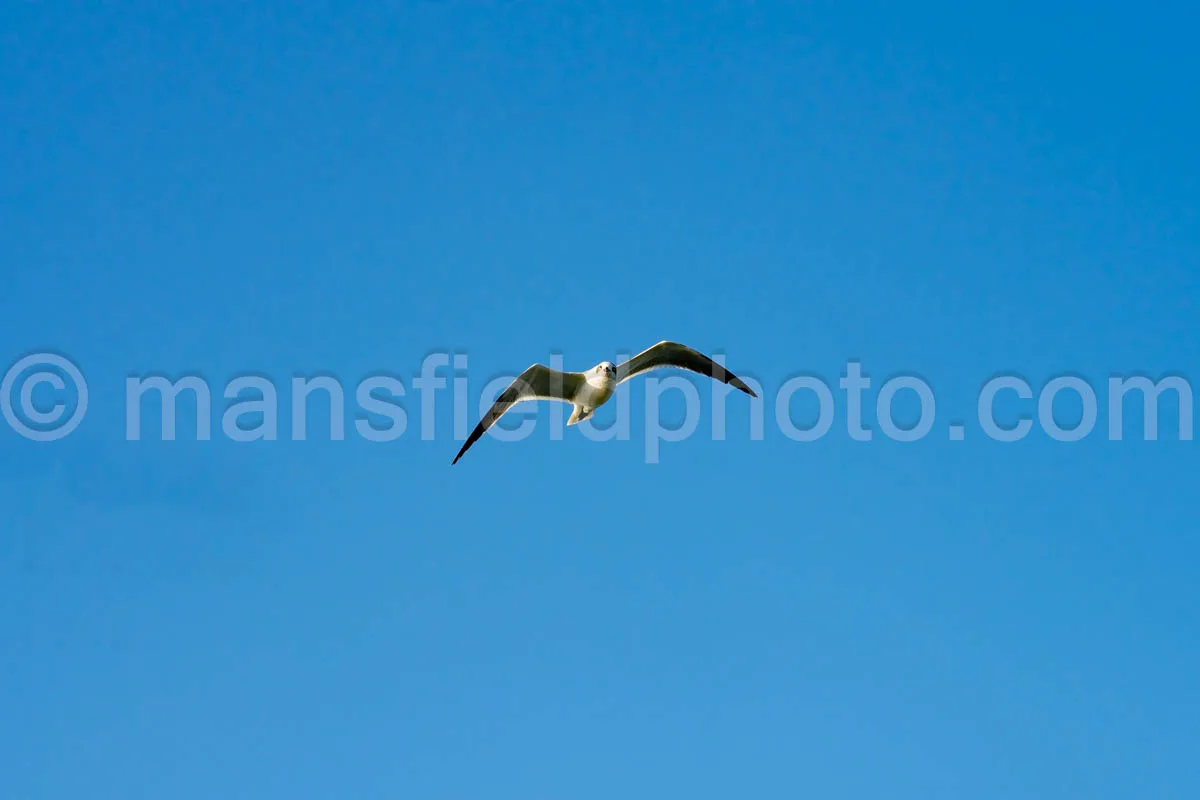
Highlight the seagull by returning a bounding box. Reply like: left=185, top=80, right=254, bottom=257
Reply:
left=451, top=340, right=757, bottom=464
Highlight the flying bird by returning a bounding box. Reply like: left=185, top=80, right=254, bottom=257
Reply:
left=451, top=340, right=756, bottom=464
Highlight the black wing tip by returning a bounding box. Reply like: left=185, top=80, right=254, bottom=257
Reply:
left=717, top=368, right=756, bottom=397
left=737, top=380, right=758, bottom=398
left=730, top=377, right=756, bottom=397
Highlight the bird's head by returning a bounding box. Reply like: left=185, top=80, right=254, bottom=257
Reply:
left=596, top=361, right=617, bottom=379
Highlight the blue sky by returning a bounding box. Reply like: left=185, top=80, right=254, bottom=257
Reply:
left=1, top=2, right=1197, bottom=797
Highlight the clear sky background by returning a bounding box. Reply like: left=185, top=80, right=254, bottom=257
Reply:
left=2, top=2, right=1197, bottom=798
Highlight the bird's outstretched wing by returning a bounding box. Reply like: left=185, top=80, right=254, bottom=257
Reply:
left=615, top=341, right=757, bottom=396
left=451, top=364, right=584, bottom=464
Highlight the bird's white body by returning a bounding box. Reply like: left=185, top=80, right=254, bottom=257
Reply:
left=569, top=364, right=618, bottom=424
